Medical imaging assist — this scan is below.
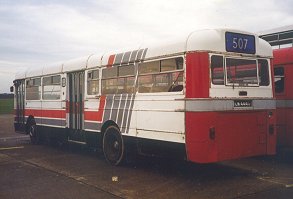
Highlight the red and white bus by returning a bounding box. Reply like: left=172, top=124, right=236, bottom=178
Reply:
left=260, top=26, right=293, bottom=148
left=13, top=28, right=276, bottom=165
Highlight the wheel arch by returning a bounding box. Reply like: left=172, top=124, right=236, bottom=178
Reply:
left=99, top=120, right=119, bottom=146
left=25, top=115, right=36, bottom=133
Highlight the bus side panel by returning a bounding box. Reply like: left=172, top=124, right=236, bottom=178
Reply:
left=277, top=108, right=293, bottom=148
left=276, top=108, right=287, bottom=146
left=185, top=52, right=209, bottom=98
left=274, top=48, right=293, bottom=148
left=286, top=109, right=293, bottom=147
left=186, top=111, right=273, bottom=163
left=286, top=66, right=293, bottom=98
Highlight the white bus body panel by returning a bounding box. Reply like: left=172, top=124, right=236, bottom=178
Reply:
left=134, top=94, right=185, bottom=143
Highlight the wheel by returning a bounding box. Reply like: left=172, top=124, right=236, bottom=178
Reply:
left=29, top=124, right=40, bottom=145
left=103, top=126, right=125, bottom=166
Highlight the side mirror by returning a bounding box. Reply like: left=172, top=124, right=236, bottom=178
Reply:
left=10, top=86, right=14, bottom=93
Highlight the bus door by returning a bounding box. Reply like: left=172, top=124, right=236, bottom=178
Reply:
left=14, top=80, right=25, bottom=132
left=67, top=71, right=85, bottom=143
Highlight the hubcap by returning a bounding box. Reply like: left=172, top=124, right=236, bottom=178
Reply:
left=113, top=141, right=119, bottom=150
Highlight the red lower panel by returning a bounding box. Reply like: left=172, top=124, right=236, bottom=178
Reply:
left=84, top=96, right=106, bottom=122
left=276, top=107, right=293, bottom=147
left=186, top=111, right=275, bottom=163
left=25, top=109, right=66, bottom=119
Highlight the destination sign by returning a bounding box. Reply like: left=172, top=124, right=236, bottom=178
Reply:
left=225, top=32, right=256, bottom=54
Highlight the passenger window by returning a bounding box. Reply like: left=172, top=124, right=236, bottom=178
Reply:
left=138, top=75, right=153, bottom=93
left=138, top=57, right=184, bottom=93
left=43, top=75, right=61, bottom=100
left=119, top=64, right=134, bottom=76
left=101, top=65, right=135, bottom=95
left=87, top=70, right=99, bottom=95
left=138, top=61, right=160, bottom=74
left=161, top=57, right=183, bottom=72
left=274, top=67, right=284, bottom=93
left=152, top=73, right=171, bottom=92
left=102, top=67, right=118, bottom=79
left=26, top=78, right=41, bottom=100
left=211, top=55, right=224, bottom=85
left=258, top=59, right=270, bottom=86
left=102, top=78, right=118, bottom=94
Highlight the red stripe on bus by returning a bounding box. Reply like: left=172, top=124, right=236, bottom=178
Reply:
left=25, top=109, right=66, bottom=119
left=84, top=96, right=106, bottom=122
left=107, top=54, right=115, bottom=67
left=186, top=52, right=209, bottom=98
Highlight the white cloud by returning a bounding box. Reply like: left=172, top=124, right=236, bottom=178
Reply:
left=0, top=0, right=293, bottom=92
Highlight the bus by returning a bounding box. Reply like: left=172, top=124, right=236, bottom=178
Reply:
left=12, top=28, right=276, bottom=165
left=273, top=47, right=293, bottom=148
left=260, top=26, right=293, bottom=148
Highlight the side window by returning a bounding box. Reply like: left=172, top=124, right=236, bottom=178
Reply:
left=258, top=59, right=270, bottom=86
left=102, top=67, right=118, bottom=94
left=87, top=70, right=99, bottom=95
left=119, top=64, right=134, bottom=76
left=211, top=55, right=224, bottom=85
left=117, top=64, right=135, bottom=94
left=26, top=78, right=41, bottom=100
left=274, top=67, right=284, bottom=93
left=138, top=61, right=160, bottom=74
left=138, top=57, right=184, bottom=93
left=43, top=75, right=61, bottom=100
left=101, top=65, right=135, bottom=95
left=161, top=57, right=183, bottom=72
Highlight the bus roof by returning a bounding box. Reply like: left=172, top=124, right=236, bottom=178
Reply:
left=17, top=28, right=273, bottom=80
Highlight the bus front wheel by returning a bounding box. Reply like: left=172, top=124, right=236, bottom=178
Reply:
left=29, top=124, right=40, bottom=145
left=103, top=126, right=125, bottom=166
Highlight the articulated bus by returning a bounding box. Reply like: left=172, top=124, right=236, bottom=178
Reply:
left=260, top=26, right=293, bottom=148
left=12, top=28, right=276, bottom=165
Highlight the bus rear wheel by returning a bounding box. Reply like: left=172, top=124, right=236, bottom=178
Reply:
left=103, top=126, right=125, bottom=166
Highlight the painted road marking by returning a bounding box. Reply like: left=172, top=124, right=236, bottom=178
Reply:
left=0, top=146, right=24, bottom=151
left=258, top=177, right=293, bottom=188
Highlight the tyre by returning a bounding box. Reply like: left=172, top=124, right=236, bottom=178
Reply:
left=29, top=124, right=40, bottom=145
left=103, top=126, right=125, bottom=166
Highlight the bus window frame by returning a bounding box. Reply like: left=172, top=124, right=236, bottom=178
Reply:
left=87, top=69, right=101, bottom=97
left=274, top=66, right=285, bottom=94
left=26, top=77, right=42, bottom=101
left=42, top=75, right=62, bottom=101
left=137, top=56, right=185, bottom=94
left=225, top=57, right=259, bottom=87
left=210, top=54, right=271, bottom=88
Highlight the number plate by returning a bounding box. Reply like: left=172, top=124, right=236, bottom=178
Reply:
left=234, top=100, right=253, bottom=108
left=225, top=32, right=256, bottom=54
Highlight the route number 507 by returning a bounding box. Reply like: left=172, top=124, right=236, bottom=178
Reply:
left=233, top=38, right=248, bottom=50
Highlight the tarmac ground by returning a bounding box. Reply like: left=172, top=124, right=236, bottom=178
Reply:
left=0, top=114, right=292, bottom=199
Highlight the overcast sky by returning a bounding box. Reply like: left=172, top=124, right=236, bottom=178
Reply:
left=0, top=0, right=293, bottom=93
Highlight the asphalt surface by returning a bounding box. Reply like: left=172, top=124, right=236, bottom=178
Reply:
left=0, top=114, right=292, bottom=199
